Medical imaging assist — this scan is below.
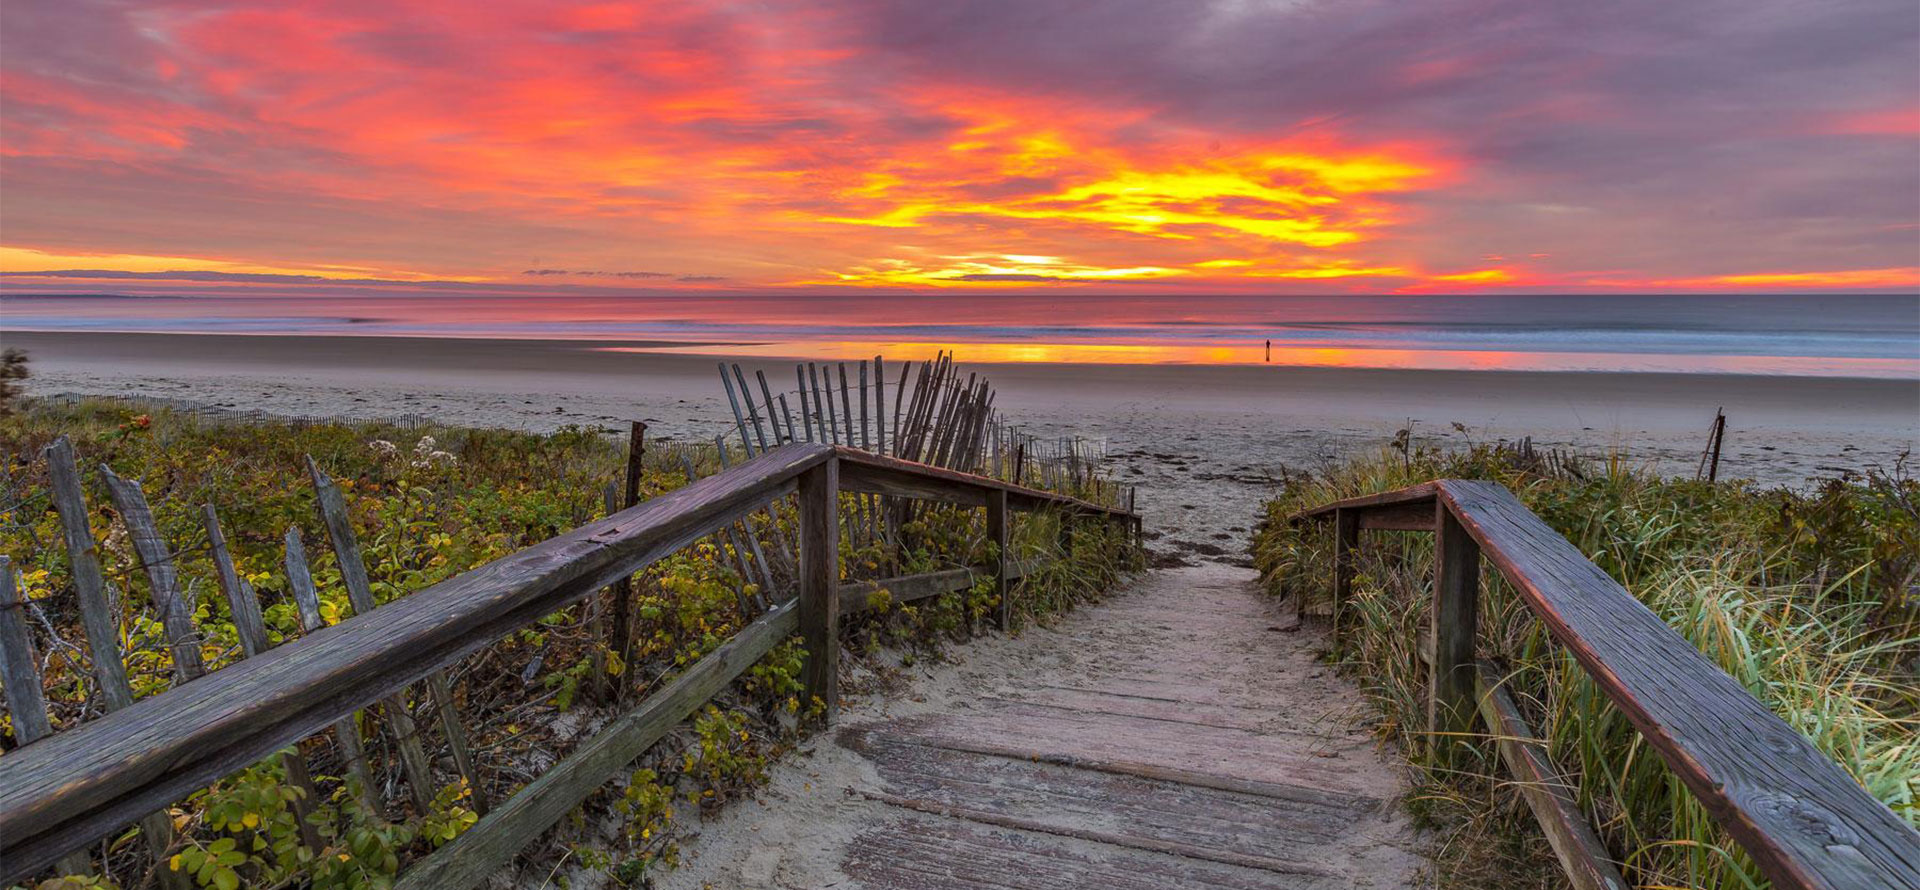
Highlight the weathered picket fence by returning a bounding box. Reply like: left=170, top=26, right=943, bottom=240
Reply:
left=0, top=377, right=1139, bottom=886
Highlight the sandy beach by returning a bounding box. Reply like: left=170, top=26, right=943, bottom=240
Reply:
left=10, top=330, right=1917, bottom=566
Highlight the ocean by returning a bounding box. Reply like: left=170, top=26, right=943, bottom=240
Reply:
left=3, top=292, right=1915, bottom=377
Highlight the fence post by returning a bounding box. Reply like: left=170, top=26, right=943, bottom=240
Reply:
left=1430, top=502, right=1480, bottom=760
left=606, top=421, right=646, bottom=701
left=0, top=559, right=96, bottom=878
left=988, top=489, right=1010, bottom=629
left=798, top=456, right=840, bottom=720
left=1332, top=507, right=1359, bottom=635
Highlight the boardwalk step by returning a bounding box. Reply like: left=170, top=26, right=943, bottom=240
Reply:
left=843, top=817, right=1346, bottom=890
left=844, top=727, right=1378, bottom=874
left=863, top=700, right=1385, bottom=797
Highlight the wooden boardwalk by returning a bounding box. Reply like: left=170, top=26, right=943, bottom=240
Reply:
left=661, top=564, right=1423, bottom=889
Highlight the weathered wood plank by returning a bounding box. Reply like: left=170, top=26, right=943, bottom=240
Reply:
left=284, top=528, right=382, bottom=813
left=0, top=443, right=832, bottom=878
left=873, top=355, right=887, bottom=456
left=1329, top=508, right=1359, bottom=625
left=43, top=441, right=185, bottom=887
left=796, top=365, right=815, bottom=442
left=427, top=671, right=487, bottom=817
left=0, top=559, right=97, bottom=877
left=798, top=458, right=840, bottom=718
left=610, top=421, right=646, bottom=680
left=307, top=457, right=437, bottom=813
left=720, top=362, right=757, bottom=455
left=1476, top=662, right=1627, bottom=890
left=844, top=813, right=1336, bottom=889
left=986, top=489, right=1009, bottom=629
left=836, top=447, right=1133, bottom=518
left=99, top=466, right=206, bottom=682
left=1288, top=482, right=1438, bottom=523
left=1355, top=500, right=1435, bottom=531
left=848, top=730, right=1357, bottom=876
left=1429, top=501, right=1478, bottom=760
left=43, top=438, right=133, bottom=712
left=0, top=558, right=55, bottom=746
left=733, top=363, right=770, bottom=454
left=203, top=505, right=269, bottom=658
left=395, top=601, right=799, bottom=889
left=1436, top=479, right=1920, bottom=890
left=206, top=519, right=328, bottom=852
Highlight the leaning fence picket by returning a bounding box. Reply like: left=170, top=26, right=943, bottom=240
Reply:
left=307, top=457, right=440, bottom=813
left=204, top=505, right=328, bottom=850
left=44, top=439, right=188, bottom=888
left=284, top=527, right=383, bottom=814
left=99, top=466, right=206, bottom=683
left=44, top=438, right=133, bottom=712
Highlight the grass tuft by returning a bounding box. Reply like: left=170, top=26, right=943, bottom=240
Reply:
left=1250, top=437, right=1919, bottom=889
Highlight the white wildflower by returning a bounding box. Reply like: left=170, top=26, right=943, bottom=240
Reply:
left=369, top=439, right=398, bottom=456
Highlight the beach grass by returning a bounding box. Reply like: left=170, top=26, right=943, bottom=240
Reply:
left=1250, top=436, right=1919, bottom=889
left=0, top=398, right=1136, bottom=888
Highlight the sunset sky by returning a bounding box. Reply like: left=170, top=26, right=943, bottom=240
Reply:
left=2, top=0, right=1917, bottom=296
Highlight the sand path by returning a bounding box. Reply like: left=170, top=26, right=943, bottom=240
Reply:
left=656, top=563, right=1423, bottom=889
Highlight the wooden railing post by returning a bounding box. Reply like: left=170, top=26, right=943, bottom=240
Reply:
left=1332, top=507, right=1359, bottom=633
left=798, top=457, right=840, bottom=720
left=1430, top=502, right=1480, bottom=760
left=987, top=489, right=1010, bottom=629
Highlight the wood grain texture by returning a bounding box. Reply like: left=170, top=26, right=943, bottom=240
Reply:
left=0, top=443, right=831, bottom=879
left=836, top=447, right=1134, bottom=518
left=396, top=602, right=798, bottom=889
left=1476, top=662, right=1627, bottom=890
left=986, top=489, right=1009, bottom=629
left=1330, top=508, right=1358, bottom=625
left=100, top=466, right=205, bottom=682
left=797, top=458, right=840, bottom=719
left=308, top=457, right=437, bottom=813
left=42, top=438, right=133, bottom=712
left=1433, top=479, right=1920, bottom=890
left=1355, top=500, right=1437, bottom=531
left=801, top=565, right=1422, bottom=890
left=0, top=558, right=55, bottom=746
left=1428, top=502, right=1479, bottom=759
left=1289, top=482, right=1438, bottom=523
left=284, top=527, right=381, bottom=813
left=204, top=506, right=270, bottom=658
left=0, top=561, right=96, bottom=878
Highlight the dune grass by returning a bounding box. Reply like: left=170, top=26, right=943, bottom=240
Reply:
left=1250, top=437, right=1918, bottom=889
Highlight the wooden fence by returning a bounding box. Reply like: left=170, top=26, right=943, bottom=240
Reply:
left=0, top=439, right=1138, bottom=886
left=714, top=353, right=1133, bottom=511
left=1293, top=481, right=1920, bottom=890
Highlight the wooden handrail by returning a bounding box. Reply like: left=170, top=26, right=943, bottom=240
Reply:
left=1292, top=479, right=1920, bottom=890
left=834, top=445, right=1135, bottom=517
left=0, top=443, right=1137, bottom=881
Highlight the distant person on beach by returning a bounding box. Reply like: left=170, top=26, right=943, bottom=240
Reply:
left=1265, top=339, right=1271, bottom=363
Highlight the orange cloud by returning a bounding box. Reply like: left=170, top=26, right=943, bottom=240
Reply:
left=2, top=1, right=1914, bottom=295
left=1669, top=268, right=1920, bottom=289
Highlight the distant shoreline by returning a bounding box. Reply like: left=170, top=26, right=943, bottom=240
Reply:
left=6, top=327, right=1918, bottom=380
left=10, top=329, right=1918, bottom=543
